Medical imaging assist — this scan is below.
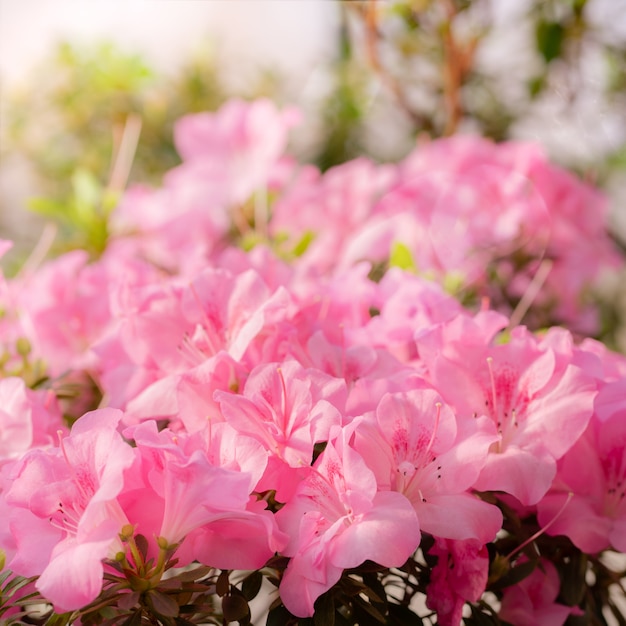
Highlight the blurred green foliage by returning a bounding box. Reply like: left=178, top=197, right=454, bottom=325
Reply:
left=3, top=41, right=230, bottom=257
left=3, top=1, right=626, bottom=255
left=327, top=0, right=626, bottom=171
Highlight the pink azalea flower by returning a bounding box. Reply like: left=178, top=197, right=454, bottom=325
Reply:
left=417, top=313, right=596, bottom=505
left=537, top=406, right=626, bottom=554
left=354, top=268, right=463, bottom=364
left=499, top=558, right=576, bottom=626
left=349, top=389, right=502, bottom=543
left=0, top=377, right=64, bottom=466
left=5, top=408, right=134, bottom=612
left=275, top=430, right=420, bottom=617
left=95, top=265, right=289, bottom=416
left=173, top=98, right=299, bottom=205
left=120, top=420, right=286, bottom=570
left=269, top=158, right=395, bottom=273
left=425, top=538, right=489, bottom=626
left=12, top=250, right=111, bottom=376
left=216, top=360, right=346, bottom=501
left=111, top=100, right=299, bottom=274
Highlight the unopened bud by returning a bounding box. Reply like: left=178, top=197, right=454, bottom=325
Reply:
left=120, top=524, right=135, bottom=541
left=156, top=536, right=171, bottom=550
left=16, top=337, right=31, bottom=357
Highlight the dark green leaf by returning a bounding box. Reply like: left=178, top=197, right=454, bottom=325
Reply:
left=387, top=603, right=421, bottom=625
left=167, top=565, right=214, bottom=583
left=119, top=610, right=144, bottom=626
left=216, top=570, right=230, bottom=597
left=558, top=552, right=588, bottom=606
left=118, top=591, right=141, bottom=610
left=467, top=604, right=500, bottom=625
left=352, top=594, right=386, bottom=623
left=536, top=20, right=565, bottom=63
left=267, top=604, right=297, bottom=626
left=146, top=589, right=180, bottom=617
left=222, top=594, right=250, bottom=623
left=313, top=591, right=335, bottom=626
left=528, top=74, right=546, bottom=98
left=490, top=558, right=537, bottom=591
left=241, top=570, right=263, bottom=601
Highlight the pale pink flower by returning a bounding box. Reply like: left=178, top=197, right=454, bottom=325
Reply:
left=110, top=100, right=299, bottom=274
left=173, top=98, right=299, bottom=205
left=13, top=251, right=110, bottom=376
left=0, top=377, right=64, bottom=466
left=354, top=268, right=463, bottom=363
left=350, top=389, right=502, bottom=543
left=269, top=158, right=395, bottom=273
left=96, top=265, right=289, bottom=416
left=216, top=360, right=346, bottom=501
left=5, top=408, right=134, bottom=612
left=120, top=419, right=286, bottom=570
left=275, top=430, right=420, bottom=617
left=417, top=313, right=596, bottom=505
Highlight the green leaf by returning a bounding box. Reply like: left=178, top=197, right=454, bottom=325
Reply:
left=118, top=591, right=141, bottom=610
left=387, top=603, right=421, bottom=625
left=490, top=558, right=539, bottom=592
left=389, top=242, right=416, bottom=272
left=0, top=569, right=13, bottom=587
left=558, top=551, right=587, bottom=606
left=536, top=20, right=565, bottom=63
left=167, top=565, right=214, bottom=583
left=466, top=603, right=501, bottom=625
left=528, top=74, right=546, bottom=98
left=292, top=231, right=315, bottom=257
left=27, top=197, right=67, bottom=220
left=72, top=168, right=102, bottom=221
left=351, top=594, right=387, bottom=624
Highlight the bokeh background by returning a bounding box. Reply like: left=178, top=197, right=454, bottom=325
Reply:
left=2, top=0, right=626, bottom=338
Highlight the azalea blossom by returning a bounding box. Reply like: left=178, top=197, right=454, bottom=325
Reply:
left=5, top=408, right=134, bottom=612
left=425, top=538, right=490, bottom=626
left=349, top=389, right=502, bottom=543
left=275, top=429, right=420, bottom=617
left=417, top=312, right=597, bottom=505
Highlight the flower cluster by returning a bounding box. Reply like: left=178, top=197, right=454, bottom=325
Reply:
left=0, top=99, right=624, bottom=625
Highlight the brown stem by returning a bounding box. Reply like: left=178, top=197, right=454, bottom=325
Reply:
left=349, top=0, right=434, bottom=132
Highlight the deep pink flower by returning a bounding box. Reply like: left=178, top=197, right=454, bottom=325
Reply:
left=499, top=558, right=576, bottom=626
left=537, top=405, right=626, bottom=554
left=425, top=538, right=489, bottom=626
